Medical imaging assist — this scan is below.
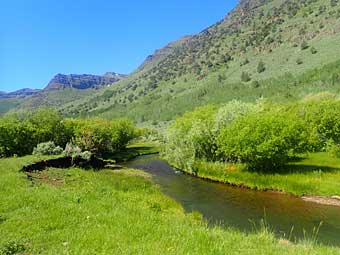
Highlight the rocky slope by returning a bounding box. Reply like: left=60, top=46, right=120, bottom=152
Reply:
left=44, top=72, right=126, bottom=90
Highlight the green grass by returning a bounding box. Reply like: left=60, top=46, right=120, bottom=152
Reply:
left=183, top=152, right=340, bottom=197
left=1, top=156, right=339, bottom=254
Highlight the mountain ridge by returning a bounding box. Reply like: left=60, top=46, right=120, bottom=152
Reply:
left=0, top=88, right=42, bottom=99
left=44, top=72, right=126, bottom=91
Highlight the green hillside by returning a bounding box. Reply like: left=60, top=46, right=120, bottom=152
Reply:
left=55, top=0, right=340, bottom=122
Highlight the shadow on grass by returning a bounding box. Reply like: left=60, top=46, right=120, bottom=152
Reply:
left=104, top=145, right=159, bottom=163
left=244, top=156, right=340, bottom=175
left=282, top=164, right=340, bottom=174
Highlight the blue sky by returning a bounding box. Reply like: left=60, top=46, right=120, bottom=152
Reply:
left=0, top=0, right=238, bottom=92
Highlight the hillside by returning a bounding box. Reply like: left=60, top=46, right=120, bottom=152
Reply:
left=0, top=88, right=41, bottom=99
left=59, top=0, right=340, bottom=122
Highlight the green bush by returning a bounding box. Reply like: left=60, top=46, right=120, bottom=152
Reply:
left=69, top=118, right=135, bottom=154
left=214, top=100, right=256, bottom=132
left=0, top=108, right=135, bottom=157
left=310, top=47, right=318, bottom=54
left=257, top=61, right=266, bottom=73
left=241, top=72, right=251, bottom=82
left=296, top=58, right=303, bottom=65
left=0, top=108, right=64, bottom=157
left=326, top=139, right=340, bottom=158
left=163, top=98, right=340, bottom=173
left=300, top=99, right=340, bottom=145
left=163, top=105, right=217, bottom=171
left=33, top=142, right=63, bottom=156
left=217, top=111, right=316, bottom=171
left=301, top=41, right=309, bottom=50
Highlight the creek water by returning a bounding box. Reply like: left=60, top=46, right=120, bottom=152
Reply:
left=125, top=155, right=340, bottom=246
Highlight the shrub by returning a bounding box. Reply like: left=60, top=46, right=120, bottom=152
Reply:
left=326, top=139, right=340, bottom=158
left=64, top=143, right=82, bottom=158
left=301, top=100, right=340, bottom=144
left=33, top=142, right=63, bottom=156
left=217, top=111, right=316, bottom=171
left=163, top=105, right=217, bottom=171
left=0, top=109, right=135, bottom=158
left=214, top=100, right=256, bottom=132
left=310, top=47, right=318, bottom=54
left=0, top=108, right=66, bottom=157
left=69, top=118, right=135, bottom=154
left=257, top=61, right=266, bottom=73
left=296, top=58, right=303, bottom=65
left=301, top=41, right=309, bottom=50
left=241, top=72, right=251, bottom=82
left=64, top=143, right=92, bottom=161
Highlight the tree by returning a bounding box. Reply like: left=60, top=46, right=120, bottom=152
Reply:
left=257, top=61, right=266, bottom=73
left=310, top=47, right=318, bottom=54
left=296, top=58, right=303, bottom=65
left=241, top=72, right=251, bottom=82
left=301, top=41, right=309, bottom=50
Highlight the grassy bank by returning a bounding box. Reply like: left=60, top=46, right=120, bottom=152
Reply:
left=176, top=152, right=340, bottom=197
left=0, top=156, right=339, bottom=254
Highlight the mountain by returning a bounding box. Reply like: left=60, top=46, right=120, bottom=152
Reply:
left=136, top=35, right=193, bottom=73
left=44, top=72, right=126, bottom=91
left=0, top=72, right=126, bottom=115
left=60, top=0, right=340, bottom=122
left=0, top=88, right=41, bottom=99
left=3, top=0, right=340, bottom=120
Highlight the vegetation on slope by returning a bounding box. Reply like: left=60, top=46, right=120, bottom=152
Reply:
left=58, top=0, right=340, bottom=122
left=2, top=0, right=340, bottom=122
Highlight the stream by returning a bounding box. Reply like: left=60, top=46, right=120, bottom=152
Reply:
left=125, top=155, right=340, bottom=246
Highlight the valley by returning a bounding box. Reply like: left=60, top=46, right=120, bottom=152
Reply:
left=1, top=0, right=340, bottom=254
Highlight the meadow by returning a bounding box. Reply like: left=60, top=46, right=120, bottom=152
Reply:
left=1, top=156, right=340, bottom=254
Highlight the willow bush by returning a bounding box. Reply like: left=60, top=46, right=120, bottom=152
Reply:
left=164, top=97, right=340, bottom=172
left=0, top=109, right=136, bottom=157
left=217, top=111, right=317, bottom=171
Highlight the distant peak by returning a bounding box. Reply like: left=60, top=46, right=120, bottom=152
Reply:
left=44, top=72, right=127, bottom=91
left=103, top=72, right=127, bottom=78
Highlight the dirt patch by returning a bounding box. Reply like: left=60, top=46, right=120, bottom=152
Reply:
left=22, top=156, right=124, bottom=186
left=302, top=196, right=340, bottom=207
left=27, top=170, right=65, bottom=187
